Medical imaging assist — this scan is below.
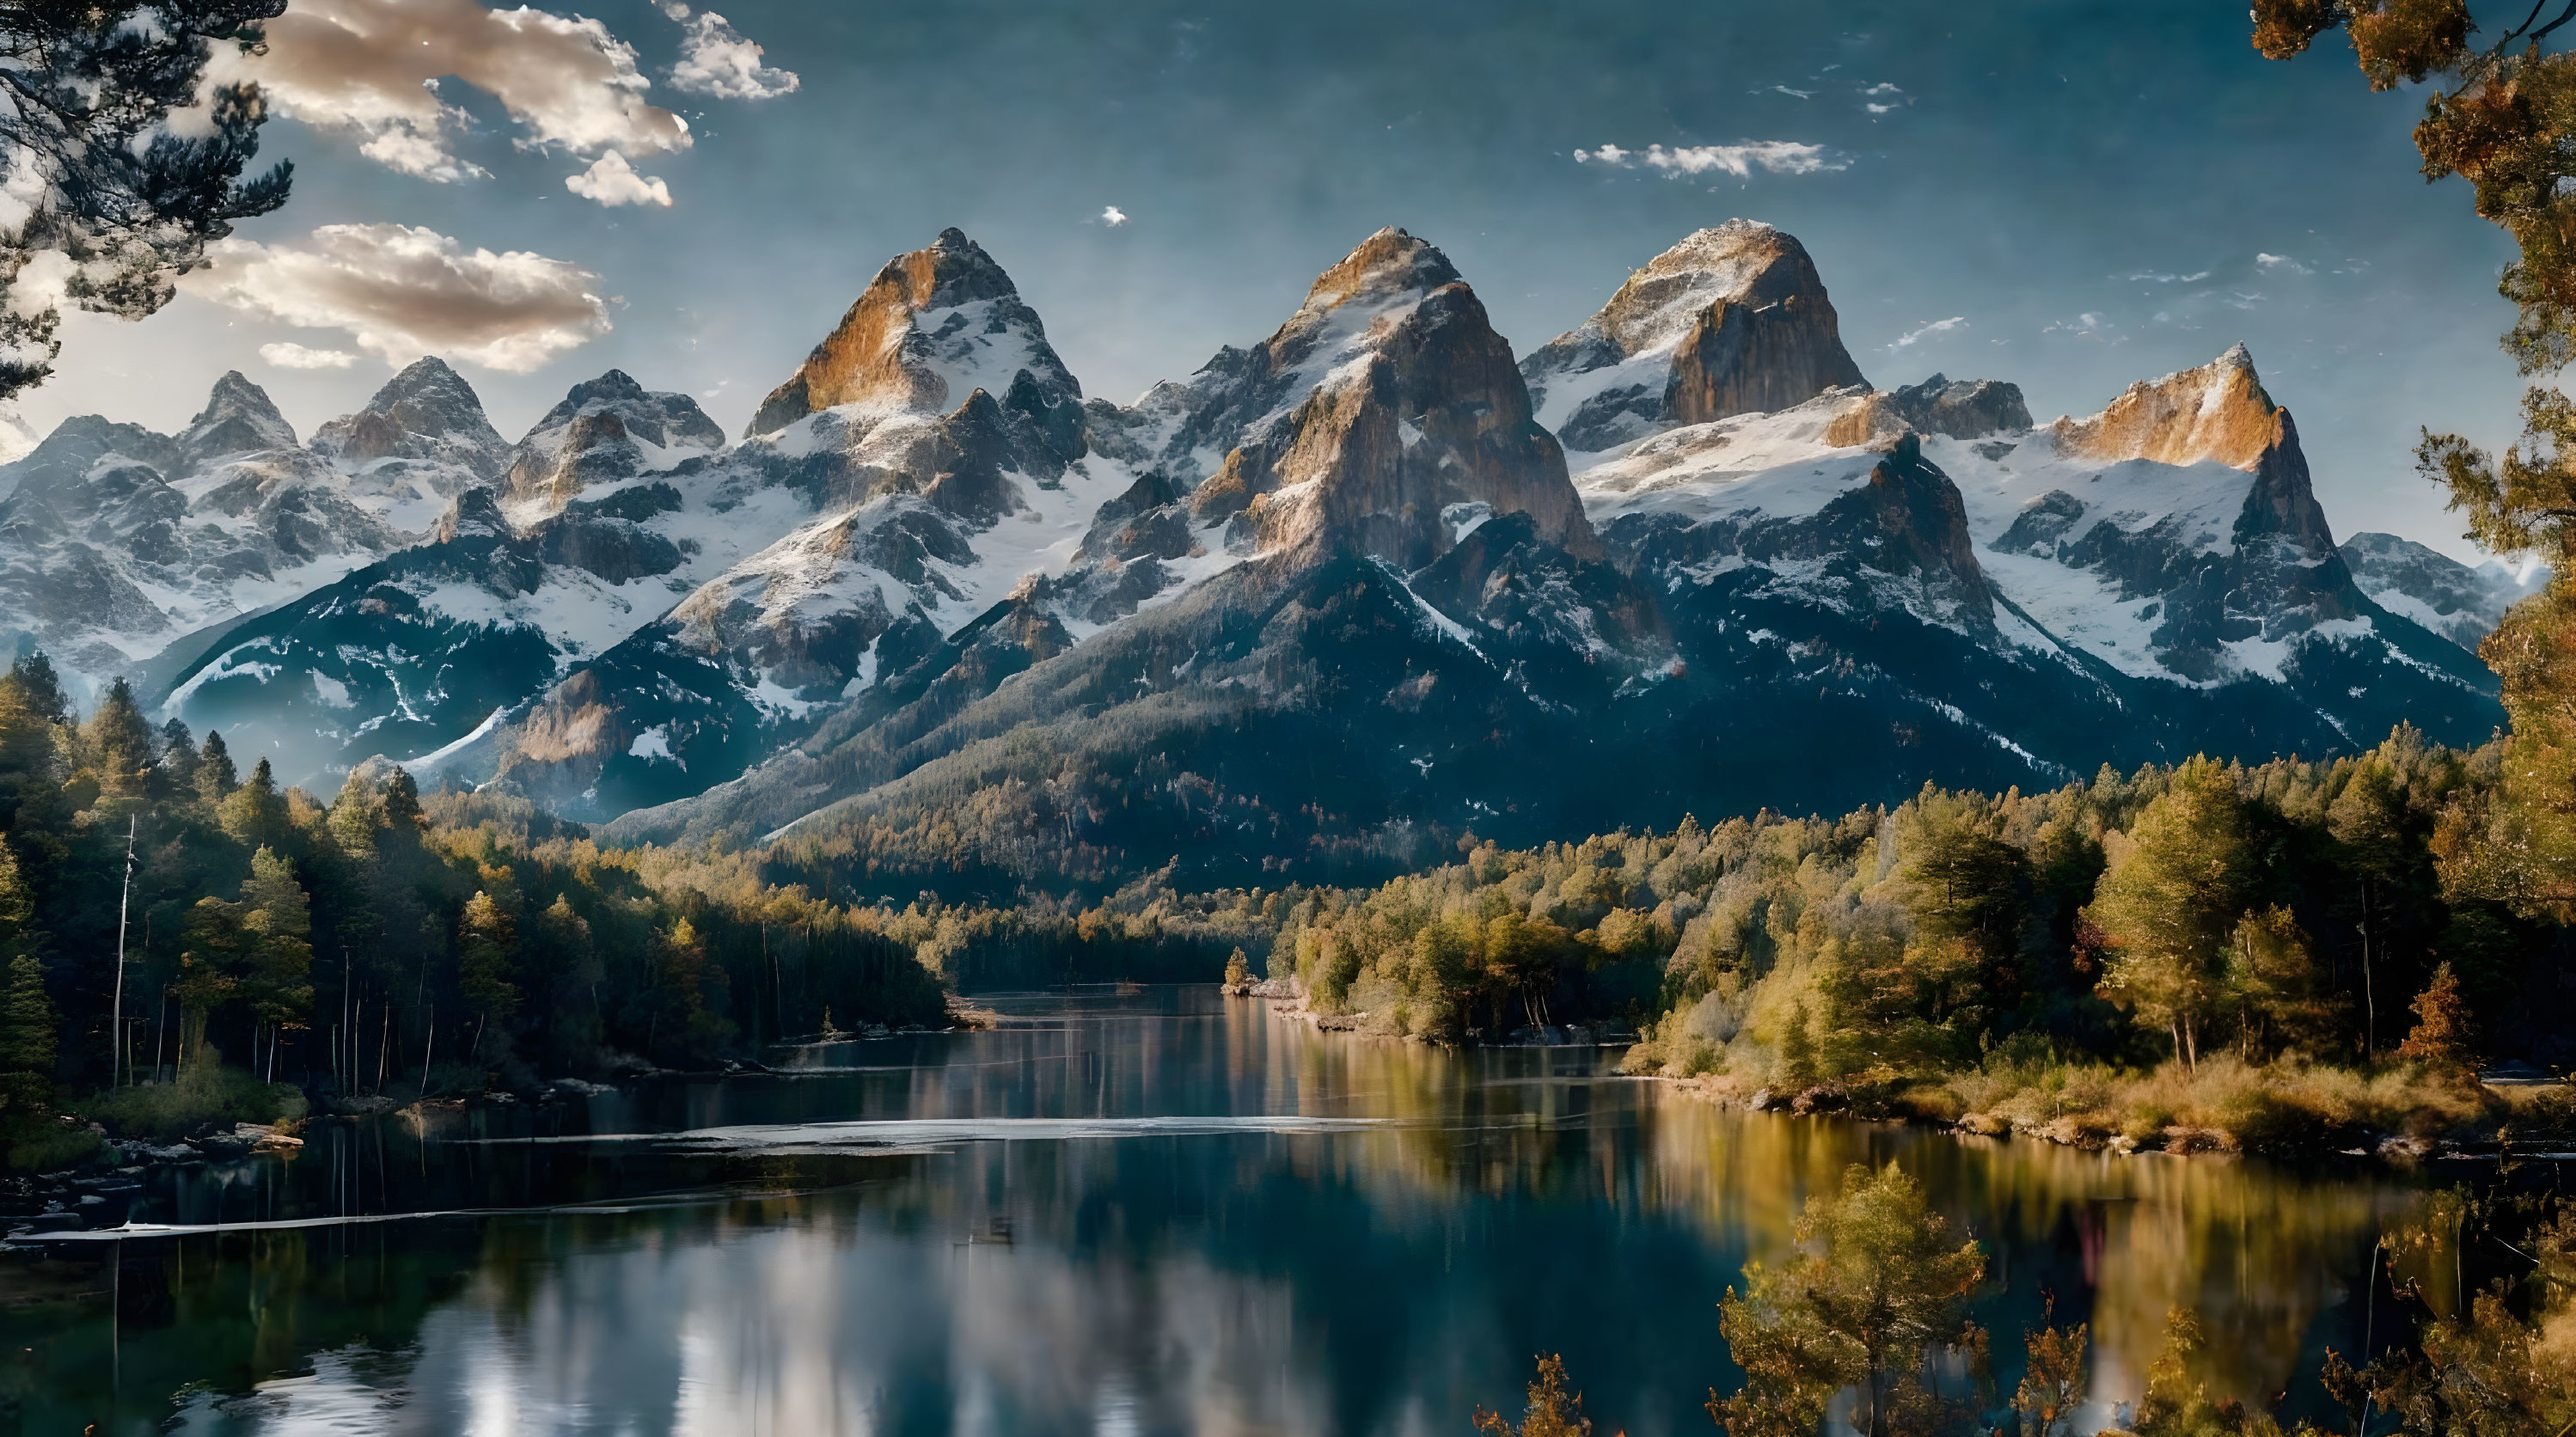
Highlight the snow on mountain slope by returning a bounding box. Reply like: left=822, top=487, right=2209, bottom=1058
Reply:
left=1521, top=220, right=1869, bottom=455
left=2340, top=530, right=2545, bottom=651
left=0, top=370, right=462, bottom=689
left=1564, top=330, right=2495, bottom=757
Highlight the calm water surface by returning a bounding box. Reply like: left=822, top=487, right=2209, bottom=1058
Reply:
left=3, top=987, right=2430, bottom=1436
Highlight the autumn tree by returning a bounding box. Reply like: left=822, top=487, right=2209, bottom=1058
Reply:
left=2084, top=758, right=2255, bottom=1072
left=1475, top=1354, right=1594, bottom=1437
left=2397, top=960, right=2478, bottom=1075
left=2011, top=1306, right=2088, bottom=1437
left=1713, top=1164, right=1986, bottom=1437
left=2258, top=3, right=2576, bottom=919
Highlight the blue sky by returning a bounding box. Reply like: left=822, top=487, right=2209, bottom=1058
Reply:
left=27, top=0, right=2526, bottom=558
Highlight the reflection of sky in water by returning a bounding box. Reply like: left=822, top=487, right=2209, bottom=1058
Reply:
left=26, top=987, right=2426, bottom=1436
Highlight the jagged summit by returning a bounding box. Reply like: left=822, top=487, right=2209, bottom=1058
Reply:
left=1521, top=219, right=1868, bottom=453
left=744, top=228, right=1080, bottom=437
left=1141, top=226, right=1594, bottom=566
left=1294, top=226, right=1465, bottom=316
left=178, top=371, right=297, bottom=468
left=311, top=356, right=508, bottom=480
left=505, top=370, right=726, bottom=511
left=2053, top=343, right=2282, bottom=470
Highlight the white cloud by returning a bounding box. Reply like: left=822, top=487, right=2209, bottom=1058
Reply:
left=2126, top=270, right=2212, bottom=284
left=258, top=341, right=358, bottom=370
left=1866, top=103, right=1896, bottom=114
left=1100, top=205, right=1129, bottom=227
left=566, top=150, right=672, bottom=207
left=1862, top=83, right=1903, bottom=95
left=658, top=2, right=801, bottom=101
left=2255, top=252, right=2310, bottom=273
left=211, top=0, right=690, bottom=185
left=186, top=223, right=612, bottom=373
left=1574, top=141, right=1845, bottom=179
left=1768, top=85, right=1814, bottom=99
left=1886, top=316, right=1967, bottom=352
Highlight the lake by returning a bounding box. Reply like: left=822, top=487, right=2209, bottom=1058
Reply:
left=7, top=985, right=2427, bottom=1436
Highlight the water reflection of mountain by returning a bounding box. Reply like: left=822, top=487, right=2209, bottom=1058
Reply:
left=8, top=988, right=2420, bottom=1435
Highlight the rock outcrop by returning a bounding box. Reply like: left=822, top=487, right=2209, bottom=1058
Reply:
left=2052, top=343, right=2282, bottom=470
left=1883, top=374, right=2031, bottom=441
left=504, top=370, right=726, bottom=512
left=311, top=357, right=509, bottom=482
left=1160, top=227, right=1595, bottom=567
left=1521, top=220, right=1868, bottom=452
left=177, top=371, right=299, bottom=469
left=744, top=227, right=1082, bottom=438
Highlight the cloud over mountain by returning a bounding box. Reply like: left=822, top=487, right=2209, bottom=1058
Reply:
left=186, top=223, right=613, bottom=372
left=215, top=0, right=691, bottom=183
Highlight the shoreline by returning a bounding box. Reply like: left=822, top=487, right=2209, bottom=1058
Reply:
left=1227, top=985, right=2567, bottom=1166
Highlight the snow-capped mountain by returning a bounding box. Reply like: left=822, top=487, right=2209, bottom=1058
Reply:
left=2339, top=529, right=2544, bottom=651
left=157, top=365, right=797, bottom=782
left=0, top=366, right=462, bottom=687
left=5, top=219, right=2511, bottom=881
left=602, top=223, right=2502, bottom=875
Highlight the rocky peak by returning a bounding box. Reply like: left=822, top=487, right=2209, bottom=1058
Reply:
left=1296, top=226, right=1465, bottom=315
left=744, top=228, right=1081, bottom=438
left=505, top=370, right=725, bottom=510
left=2053, top=344, right=2281, bottom=469
left=1179, top=229, right=1597, bottom=567
left=435, top=486, right=514, bottom=544
left=312, top=356, right=508, bottom=480
left=1884, top=374, right=2031, bottom=441
left=1522, top=220, right=1868, bottom=452
left=178, top=371, right=297, bottom=469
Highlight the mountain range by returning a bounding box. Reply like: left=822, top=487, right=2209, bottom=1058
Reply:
left=0, top=221, right=2523, bottom=887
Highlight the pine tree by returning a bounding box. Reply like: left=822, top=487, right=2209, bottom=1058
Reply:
left=0, top=954, right=55, bottom=1115
left=239, top=846, right=312, bottom=1036
left=219, top=757, right=285, bottom=847
left=5, top=652, right=64, bottom=727
left=83, top=676, right=155, bottom=804
left=156, top=717, right=199, bottom=794
left=456, top=890, right=520, bottom=1058
left=196, top=729, right=237, bottom=802
left=1713, top=1164, right=1986, bottom=1437
left=0, top=0, right=294, bottom=401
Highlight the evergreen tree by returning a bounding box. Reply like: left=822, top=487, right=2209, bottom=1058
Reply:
left=1473, top=1354, right=1593, bottom=1437
left=2083, top=757, right=2255, bottom=1072
left=0, top=0, right=294, bottom=400
left=2222, top=905, right=2341, bottom=1059
left=239, top=846, right=312, bottom=1039
left=0, top=844, right=47, bottom=1115
left=5, top=652, right=64, bottom=727
left=156, top=716, right=199, bottom=794
left=196, top=729, right=237, bottom=802
left=0, top=954, right=54, bottom=1116
left=456, top=890, right=520, bottom=1059
left=1715, top=1164, right=1986, bottom=1437
left=218, top=757, right=285, bottom=848
left=82, top=676, right=155, bottom=804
